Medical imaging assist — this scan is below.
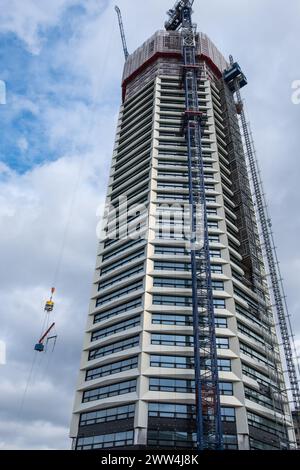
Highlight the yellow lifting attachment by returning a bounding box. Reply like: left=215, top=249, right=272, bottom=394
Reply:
left=44, top=288, right=56, bottom=312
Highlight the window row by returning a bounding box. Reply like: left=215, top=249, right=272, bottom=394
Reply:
left=102, top=238, right=144, bottom=262
left=80, top=404, right=135, bottom=427
left=149, top=378, right=233, bottom=395
left=88, top=335, right=140, bottom=361
left=100, top=248, right=145, bottom=276
left=152, top=277, right=224, bottom=291
left=247, top=411, right=288, bottom=440
left=82, top=379, right=137, bottom=403
left=152, top=295, right=226, bottom=309
left=94, top=297, right=142, bottom=324
left=150, top=354, right=231, bottom=372
left=96, top=280, right=143, bottom=307
left=91, top=316, right=140, bottom=342
left=98, top=263, right=144, bottom=291
left=148, top=403, right=235, bottom=422
left=86, top=356, right=139, bottom=381
left=240, top=342, right=275, bottom=370
left=151, top=334, right=229, bottom=349
left=244, top=386, right=283, bottom=412
left=241, top=363, right=277, bottom=389
left=147, top=429, right=237, bottom=450
left=76, top=431, right=134, bottom=450
left=112, top=159, right=150, bottom=190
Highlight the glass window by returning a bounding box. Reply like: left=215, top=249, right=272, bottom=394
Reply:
left=152, top=313, right=192, bottom=326
left=208, top=222, right=218, bottom=229
left=148, top=430, right=196, bottom=449
left=100, top=248, right=145, bottom=276
left=240, top=342, right=275, bottom=369
left=149, top=377, right=194, bottom=393
left=154, top=261, right=191, bottom=271
left=219, top=382, right=233, bottom=396
left=89, top=335, right=139, bottom=361
left=82, top=379, right=137, bottom=403
left=150, top=354, right=194, bottom=369
left=148, top=402, right=195, bottom=420
left=94, top=297, right=142, bottom=324
left=218, top=359, right=231, bottom=371
left=151, top=334, right=193, bottom=347
left=213, top=298, right=226, bottom=309
left=215, top=317, right=228, bottom=328
left=86, top=356, right=138, bottom=381
left=96, top=280, right=143, bottom=307
left=223, top=434, right=238, bottom=450
left=153, top=295, right=192, bottom=306
left=102, top=238, right=144, bottom=261
left=76, top=431, right=134, bottom=450
left=242, top=363, right=275, bottom=388
left=211, top=264, right=223, bottom=274
left=80, top=404, right=135, bottom=426
left=154, top=245, right=188, bottom=256
left=212, top=281, right=224, bottom=291
left=209, top=234, right=220, bottom=242
left=247, top=411, right=287, bottom=440
left=98, top=263, right=144, bottom=291
left=216, top=337, right=229, bottom=349
left=91, top=316, right=140, bottom=342
left=153, top=277, right=192, bottom=289
left=221, top=407, right=236, bottom=422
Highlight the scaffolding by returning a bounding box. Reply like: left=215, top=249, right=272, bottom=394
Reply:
left=166, top=0, right=223, bottom=450
left=224, top=56, right=300, bottom=443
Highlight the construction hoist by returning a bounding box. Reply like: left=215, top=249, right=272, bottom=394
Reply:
left=165, top=0, right=223, bottom=451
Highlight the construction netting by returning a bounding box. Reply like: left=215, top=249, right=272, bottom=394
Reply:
left=122, top=30, right=229, bottom=84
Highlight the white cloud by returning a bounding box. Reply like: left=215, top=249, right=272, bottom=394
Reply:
left=0, top=147, right=110, bottom=450
left=0, top=419, right=69, bottom=450
left=0, top=0, right=79, bottom=54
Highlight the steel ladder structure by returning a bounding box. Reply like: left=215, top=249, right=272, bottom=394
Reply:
left=166, top=0, right=223, bottom=450
left=224, top=56, right=300, bottom=446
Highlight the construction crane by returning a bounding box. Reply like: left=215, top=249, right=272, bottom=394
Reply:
left=165, top=0, right=223, bottom=451
left=224, top=57, right=300, bottom=433
left=115, top=5, right=129, bottom=60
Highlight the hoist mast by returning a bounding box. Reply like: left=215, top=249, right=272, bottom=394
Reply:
left=224, top=56, right=300, bottom=415
left=166, top=0, right=223, bottom=451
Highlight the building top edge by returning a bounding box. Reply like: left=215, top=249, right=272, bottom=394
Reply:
left=122, top=30, right=229, bottom=84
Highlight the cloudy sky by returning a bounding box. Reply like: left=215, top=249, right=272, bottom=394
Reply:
left=0, top=0, right=299, bottom=450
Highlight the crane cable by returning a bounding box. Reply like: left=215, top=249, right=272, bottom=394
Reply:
left=18, top=10, right=116, bottom=417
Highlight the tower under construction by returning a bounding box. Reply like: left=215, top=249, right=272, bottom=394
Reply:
left=70, top=1, right=299, bottom=450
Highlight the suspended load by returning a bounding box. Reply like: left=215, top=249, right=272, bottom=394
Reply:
left=34, top=322, right=56, bottom=353
left=34, top=288, right=58, bottom=352
left=44, top=287, right=55, bottom=312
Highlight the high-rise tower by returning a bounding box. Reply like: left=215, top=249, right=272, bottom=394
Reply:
left=70, top=3, right=298, bottom=451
